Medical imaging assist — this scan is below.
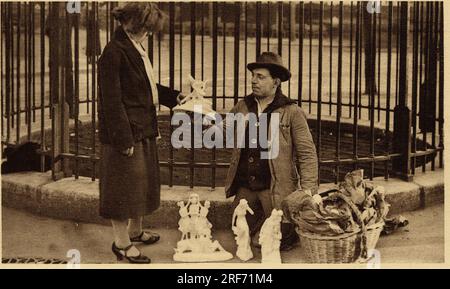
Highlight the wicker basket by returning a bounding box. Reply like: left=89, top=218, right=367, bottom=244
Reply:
left=366, top=221, right=384, bottom=250
left=298, top=229, right=363, bottom=263
left=297, top=191, right=370, bottom=263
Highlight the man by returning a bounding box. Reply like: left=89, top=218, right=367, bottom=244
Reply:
left=224, top=52, right=318, bottom=251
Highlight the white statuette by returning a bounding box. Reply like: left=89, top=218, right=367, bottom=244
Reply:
left=232, top=199, right=254, bottom=261
left=174, top=193, right=233, bottom=262
left=259, top=209, right=283, bottom=264
left=173, top=75, right=217, bottom=121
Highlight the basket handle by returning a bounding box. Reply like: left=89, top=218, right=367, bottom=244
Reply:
left=321, top=190, right=368, bottom=260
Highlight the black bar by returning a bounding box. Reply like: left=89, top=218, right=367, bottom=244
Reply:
left=169, top=3, right=175, bottom=187
left=106, top=2, right=109, bottom=44
left=32, top=3, right=36, bottom=123
left=267, top=2, right=270, bottom=51
left=411, top=3, right=419, bottom=175
left=288, top=2, right=291, bottom=97
left=348, top=2, right=353, bottom=118
left=319, top=154, right=402, bottom=166
left=1, top=2, right=5, bottom=139
left=74, top=6, right=80, bottom=179
left=158, top=3, right=162, bottom=83
left=353, top=2, right=361, bottom=170
left=234, top=2, right=240, bottom=105
left=244, top=3, right=248, bottom=96
left=335, top=2, right=343, bottom=184
left=410, top=148, right=443, bottom=158
left=5, top=3, right=11, bottom=143
left=395, top=3, right=400, bottom=107
left=109, top=2, right=116, bottom=41
left=61, top=5, right=68, bottom=178
left=256, top=2, right=261, bottom=57
left=308, top=2, right=312, bottom=114
left=398, top=2, right=410, bottom=106
left=298, top=2, right=303, bottom=106
left=384, top=2, right=393, bottom=180
left=85, top=4, right=90, bottom=114
left=211, top=2, right=218, bottom=189
left=431, top=2, right=439, bottom=171
left=317, top=2, right=323, bottom=182
left=422, top=2, right=431, bottom=176
left=377, top=6, right=381, bottom=122
left=90, top=2, right=98, bottom=181
left=438, top=2, right=444, bottom=168
left=191, top=2, right=196, bottom=78
left=201, top=2, right=205, bottom=80
left=419, top=2, right=427, bottom=171
left=180, top=2, right=183, bottom=91
left=369, top=10, right=376, bottom=180
left=16, top=2, right=21, bottom=143
left=222, top=3, right=226, bottom=109
left=40, top=2, right=45, bottom=172
left=187, top=2, right=194, bottom=189
left=358, top=3, right=362, bottom=122
left=49, top=2, right=59, bottom=180
left=158, top=161, right=229, bottom=169
left=392, top=2, right=412, bottom=181
left=59, top=153, right=100, bottom=162
left=10, top=2, right=14, bottom=128
left=277, top=2, right=282, bottom=56
left=329, top=2, right=333, bottom=116
left=212, top=3, right=218, bottom=110
left=25, top=2, right=28, bottom=126
left=27, top=3, right=32, bottom=139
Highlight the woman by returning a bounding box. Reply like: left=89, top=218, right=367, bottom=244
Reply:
left=98, top=3, right=186, bottom=264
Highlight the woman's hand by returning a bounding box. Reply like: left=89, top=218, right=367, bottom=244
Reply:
left=121, top=146, right=134, bottom=157
left=176, top=93, right=192, bottom=105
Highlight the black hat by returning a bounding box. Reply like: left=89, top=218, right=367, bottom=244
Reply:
left=247, top=52, right=291, bottom=82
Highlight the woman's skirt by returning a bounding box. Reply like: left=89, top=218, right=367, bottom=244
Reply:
left=99, top=138, right=160, bottom=219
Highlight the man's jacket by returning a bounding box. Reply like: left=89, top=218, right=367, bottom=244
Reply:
left=225, top=92, right=319, bottom=209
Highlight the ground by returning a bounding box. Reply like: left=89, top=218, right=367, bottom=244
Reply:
left=1, top=203, right=444, bottom=265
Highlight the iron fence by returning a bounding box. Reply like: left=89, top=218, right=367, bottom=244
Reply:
left=1, top=1, right=444, bottom=188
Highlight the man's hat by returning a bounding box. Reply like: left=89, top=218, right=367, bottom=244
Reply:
left=247, top=52, right=291, bottom=82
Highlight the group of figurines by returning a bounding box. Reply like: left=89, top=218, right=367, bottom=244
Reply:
left=173, top=194, right=283, bottom=263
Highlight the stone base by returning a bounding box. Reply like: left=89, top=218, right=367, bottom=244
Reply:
left=173, top=251, right=233, bottom=262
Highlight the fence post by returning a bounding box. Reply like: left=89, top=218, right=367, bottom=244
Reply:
left=392, top=2, right=413, bottom=181
left=49, top=2, right=72, bottom=180
left=290, top=3, right=297, bottom=41
left=209, top=2, right=214, bottom=37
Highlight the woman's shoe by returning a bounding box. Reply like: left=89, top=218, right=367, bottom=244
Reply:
left=130, top=231, right=160, bottom=245
left=111, top=243, right=151, bottom=264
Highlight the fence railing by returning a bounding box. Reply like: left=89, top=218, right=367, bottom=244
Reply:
left=1, top=1, right=444, bottom=188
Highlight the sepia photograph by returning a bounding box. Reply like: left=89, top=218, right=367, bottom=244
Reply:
left=0, top=0, right=447, bottom=271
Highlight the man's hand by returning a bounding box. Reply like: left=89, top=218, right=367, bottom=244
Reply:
left=121, top=146, right=134, bottom=157
left=176, top=93, right=192, bottom=105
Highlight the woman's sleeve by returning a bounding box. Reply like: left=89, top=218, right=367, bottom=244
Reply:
left=98, top=47, right=134, bottom=151
left=291, top=106, right=319, bottom=195
left=157, top=84, right=180, bottom=109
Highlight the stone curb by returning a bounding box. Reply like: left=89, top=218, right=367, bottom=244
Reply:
left=1, top=168, right=444, bottom=229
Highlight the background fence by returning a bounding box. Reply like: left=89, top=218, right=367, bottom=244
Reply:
left=1, top=1, right=444, bottom=188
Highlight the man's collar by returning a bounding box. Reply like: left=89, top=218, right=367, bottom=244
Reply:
left=244, top=91, right=296, bottom=113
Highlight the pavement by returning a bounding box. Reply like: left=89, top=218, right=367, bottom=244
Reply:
left=1, top=203, right=444, bottom=265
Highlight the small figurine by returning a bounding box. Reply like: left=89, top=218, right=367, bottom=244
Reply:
left=173, top=75, right=217, bottom=121
left=259, top=209, right=283, bottom=264
left=177, top=201, right=190, bottom=240
left=198, top=200, right=213, bottom=239
left=174, top=193, right=233, bottom=262
left=232, top=199, right=254, bottom=261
